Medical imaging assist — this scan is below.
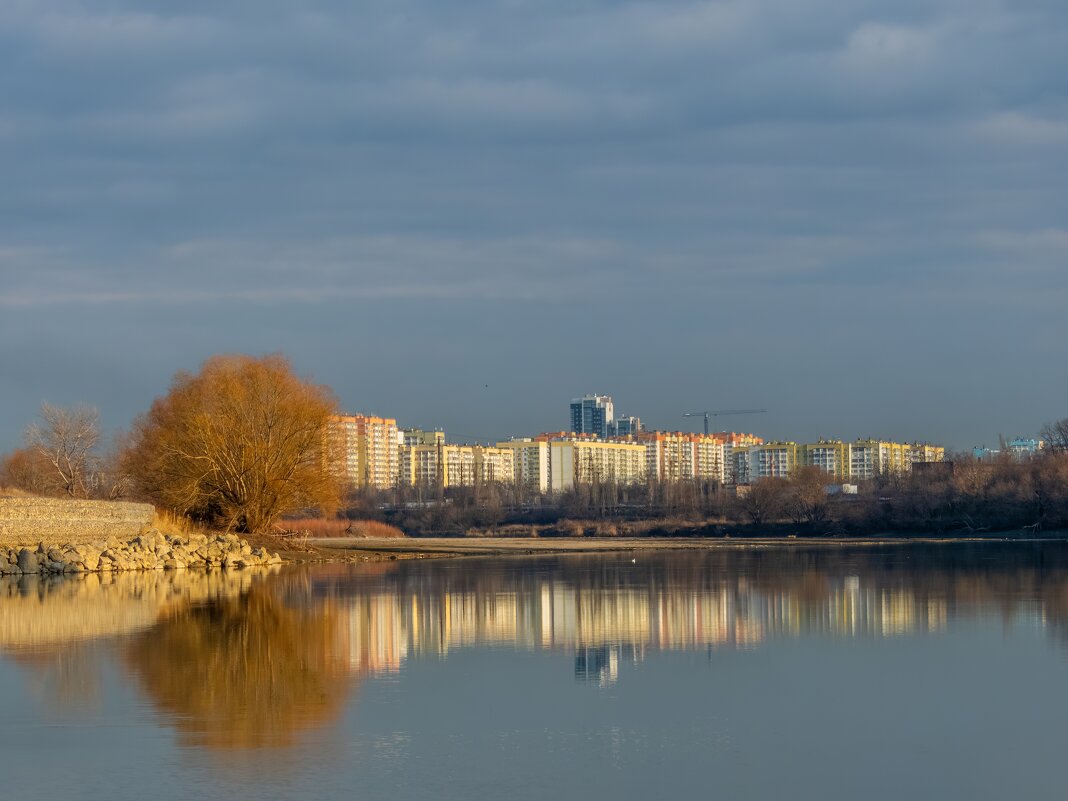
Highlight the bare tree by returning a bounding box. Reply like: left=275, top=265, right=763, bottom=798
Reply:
left=787, top=466, right=831, bottom=525
left=735, top=478, right=789, bottom=525
left=25, top=403, right=100, bottom=498
left=1040, top=418, right=1068, bottom=453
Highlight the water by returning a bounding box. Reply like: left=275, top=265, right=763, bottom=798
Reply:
left=1, top=542, right=1067, bottom=800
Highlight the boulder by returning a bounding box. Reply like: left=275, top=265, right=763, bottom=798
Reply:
left=17, top=549, right=37, bottom=573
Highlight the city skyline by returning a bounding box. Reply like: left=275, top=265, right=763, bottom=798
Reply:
left=1, top=0, right=1065, bottom=452
left=0, top=374, right=1040, bottom=456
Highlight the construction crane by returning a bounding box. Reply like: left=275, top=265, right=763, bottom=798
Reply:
left=682, top=409, right=767, bottom=436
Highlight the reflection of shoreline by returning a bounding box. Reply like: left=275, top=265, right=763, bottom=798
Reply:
left=0, top=568, right=280, bottom=649
left=319, top=544, right=1068, bottom=680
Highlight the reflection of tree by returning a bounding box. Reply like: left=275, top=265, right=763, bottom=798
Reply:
left=7, top=645, right=103, bottom=713
left=124, top=586, right=354, bottom=750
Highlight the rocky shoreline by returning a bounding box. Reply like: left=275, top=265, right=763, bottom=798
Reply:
left=0, top=530, right=282, bottom=575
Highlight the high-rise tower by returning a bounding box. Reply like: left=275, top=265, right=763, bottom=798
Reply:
left=569, top=395, right=614, bottom=438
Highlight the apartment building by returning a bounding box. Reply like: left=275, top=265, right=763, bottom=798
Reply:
left=329, top=414, right=399, bottom=489
left=801, top=440, right=851, bottom=481
left=475, top=446, right=516, bottom=484
left=402, top=428, right=445, bottom=447
left=734, top=439, right=945, bottom=482
left=747, top=442, right=800, bottom=479
left=715, top=432, right=764, bottom=484
left=729, top=447, right=752, bottom=484
left=849, top=440, right=910, bottom=480
left=539, top=435, right=646, bottom=492
left=398, top=443, right=476, bottom=488
left=497, top=439, right=551, bottom=494
left=909, top=443, right=946, bottom=465
left=638, top=432, right=725, bottom=483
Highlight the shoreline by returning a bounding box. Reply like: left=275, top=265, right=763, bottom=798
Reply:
left=307, top=533, right=1068, bottom=559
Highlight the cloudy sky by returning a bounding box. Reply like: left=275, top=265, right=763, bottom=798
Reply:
left=1, top=0, right=1066, bottom=451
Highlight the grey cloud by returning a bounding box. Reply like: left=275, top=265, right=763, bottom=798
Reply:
left=1, top=0, right=1066, bottom=450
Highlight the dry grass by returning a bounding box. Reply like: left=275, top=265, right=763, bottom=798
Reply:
left=147, top=509, right=212, bottom=537
left=0, top=486, right=40, bottom=498
left=279, top=517, right=407, bottom=539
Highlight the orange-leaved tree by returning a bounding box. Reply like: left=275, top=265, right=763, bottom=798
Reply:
left=125, top=354, right=341, bottom=532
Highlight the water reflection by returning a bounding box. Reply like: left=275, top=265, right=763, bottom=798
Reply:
left=123, top=587, right=354, bottom=749
left=1, top=542, right=1068, bottom=751
left=310, top=543, right=1068, bottom=684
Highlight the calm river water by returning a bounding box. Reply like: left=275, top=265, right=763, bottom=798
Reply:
left=1, top=542, right=1067, bottom=800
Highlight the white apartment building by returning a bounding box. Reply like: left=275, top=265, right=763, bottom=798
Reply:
left=748, top=443, right=800, bottom=479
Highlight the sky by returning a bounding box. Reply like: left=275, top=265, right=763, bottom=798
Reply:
left=1, top=0, right=1066, bottom=452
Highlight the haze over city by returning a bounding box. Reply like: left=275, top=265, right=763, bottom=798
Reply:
left=2, top=0, right=1066, bottom=451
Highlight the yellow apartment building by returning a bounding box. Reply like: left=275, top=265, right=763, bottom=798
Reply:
left=544, top=436, right=646, bottom=492
left=496, top=439, right=550, bottom=493
left=329, top=413, right=400, bottom=489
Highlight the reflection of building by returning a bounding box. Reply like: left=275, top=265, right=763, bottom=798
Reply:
left=574, top=645, right=641, bottom=686
left=332, top=572, right=954, bottom=682
left=346, top=593, right=409, bottom=673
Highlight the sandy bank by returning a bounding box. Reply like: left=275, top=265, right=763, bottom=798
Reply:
left=308, top=535, right=1057, bottom=558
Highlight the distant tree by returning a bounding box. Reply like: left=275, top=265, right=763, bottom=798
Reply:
left=25, top=402, right=100, bottom=498
left=787, top=466, right=831, bottom=525
left=0, top=445, right=57, bottom=495
left=124, top=354, right=341, bottom=533
left=735, top=478, right=789, bottom=525
left=1040, top=418, right=1068, bottom=453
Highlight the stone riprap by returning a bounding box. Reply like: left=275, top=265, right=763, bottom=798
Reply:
left=0, top=530, right=281, bottom=575
left=0, top=497, right=155, bottom=546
